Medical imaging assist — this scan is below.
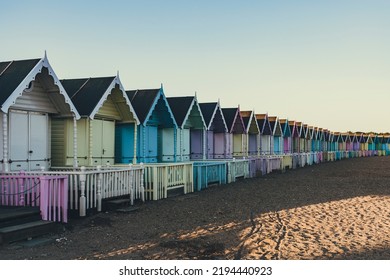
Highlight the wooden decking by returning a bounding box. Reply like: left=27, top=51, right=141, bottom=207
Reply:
left=0, top=206, right=58, bottom=245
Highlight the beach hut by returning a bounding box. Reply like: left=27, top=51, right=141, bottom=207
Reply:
left=290, top=121, right=300, bottom=153
left=222, top=107, right=246, bottom=158
left=322, top=129, right=329, bottom=152
left=256, top=114, right=272, bottom=155
left=57, top=74, right=139, bottom=166
left=166, top=95, right=206, bottom=161
left=312, top=127, right=321, bottom=152
left=307, top=126, right=315, bottom=153
left=303, top=124, right=310, bottom=152
left=346, top=132, right=355, bottom=152
left=384, top=134, right=390, bottom=155
left=199, top=102, right=228, bottom=159
left=241, top=110, right=260, bottom=157
left=0, top=54, right=80, bottom=172
left=297, top=122, right=306, bottom=153
left=351, top=132, right=360, bottom=152
left=125, top=87, right=177, bottom=163
left=280, top=119, right=292, bottom=154
left=269, top=116, right=283, bottom=155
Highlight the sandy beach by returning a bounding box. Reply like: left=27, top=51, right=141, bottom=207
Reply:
left=1, top=156, right=390, bottom=260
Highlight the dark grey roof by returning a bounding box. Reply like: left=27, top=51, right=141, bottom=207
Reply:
left=242, top=116, right=250, bottom=130
left=61, top=76, right=115, bottom=116
left=126, top=89, right=160, bottom=124
left=221, top=108, right=237, bottom=131
left=0, top=59, right=40, bottom=105
left=167, top=96, right=194, bottom=127
left=199, top=102, right=217, bottom=127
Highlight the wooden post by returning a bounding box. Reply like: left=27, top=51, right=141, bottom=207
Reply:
left=180, top=129, right=183, bottom=162
left=2, top=112, right=9, bottom=172
left=79, top=166, right=86, bottom=216
left=89, top=119, right=93, bottom=166
left=174, top=129, right=177, bottom=162
left=152, top=166, right=158, bottom=200
left=202, top=129, right=206, bottom=160
left=140, top=163, right=145, bottom=201
left=133, top=123, right=137, bottom=164
left=96, top=165, right=102, bottom=212
left=73, top=117, right=78, bottom=168
left=128, top=164, right=134, bottom=205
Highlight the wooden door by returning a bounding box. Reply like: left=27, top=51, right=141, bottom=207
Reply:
left=9, top=111, right=29, bottom=171
left=145, top=126, right=158, bottom=163
left=29, top=112, right=48, bottom=170
left=233, top=134, right=243, bottom=156
left=161, top=128, right=175, bottom=162
left=9, top=111, right=49, bottom=171
left=206, top=131, right=214, bottom=159
left=91, top=119, right=115, bottom=165
left=182, top=128, right=190, bottom=161
left=102, top=120, right=115, bottom=165
left=214, top=133, right=225, bottom=158
left=190, top=129, right=203, bottom=159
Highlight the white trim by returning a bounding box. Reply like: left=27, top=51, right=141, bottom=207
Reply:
left=207, top=102, right=228, bottom=132
left=2, top=56, right=81, bottom=119
left=89, top=75, right=140, bottom=125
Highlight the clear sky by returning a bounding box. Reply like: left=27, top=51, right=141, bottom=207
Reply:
left=1, top=0, right=389, bottom=132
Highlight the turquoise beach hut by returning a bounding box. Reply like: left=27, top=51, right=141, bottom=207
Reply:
left=167, top=95, right=206, bottom=161
left=123, top=87, right=177, bottom=163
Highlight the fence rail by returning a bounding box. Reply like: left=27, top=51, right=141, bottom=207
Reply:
left=0, top=174, right=68, bottom=222
left=3, top=165, right=144, bottom=217
left=142, top=162, right=193, bottom=200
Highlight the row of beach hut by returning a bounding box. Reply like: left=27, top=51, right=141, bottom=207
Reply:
left=0, top=54, right=389, bottom=221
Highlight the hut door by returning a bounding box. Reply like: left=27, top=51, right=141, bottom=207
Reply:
left=190, top=129, right=203, bottom=160
left=206, top=131, right=214, bottom=159
left=182, top=129, right=190, bottom=161
left=29, top=113, right=49, bottom=170
left=9, top=111, right=48, bottom=171
left=160, top=128, right=175, bottom=162
left=145, top=126, right=158, bottom=163
left=233, top=134, right=243, bottom=156
left=214, top=133, right=225, bottom=159
left=91, top=119, right=115, bottom=165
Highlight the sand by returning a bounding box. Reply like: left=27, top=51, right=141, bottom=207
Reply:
left=1, top=156, right=390, bottom=260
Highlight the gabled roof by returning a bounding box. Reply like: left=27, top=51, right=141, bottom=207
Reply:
left=307, top=126, right=315, bottom=140
left=222, top=107, right=245, bottom=134
left=268, top=116, right=282, bottom=136
left=61, top=74, right=138, bottom=123
left=241, top=110, right=260, bottom=134
left=303, top=124, right=309, bottom=139
left=279, top=119, right=291, bottom=137
left=256, top=114, right=272, bottom=135
left=126, top=87, right=175, bottom=127
left=341, top=133, right=351, bottom=142
left=295, top=122, right=304, bottom=138
left=333, top=132, right=342, bottom=142
left=126, top=89, right=159, bottom=124
left=289, top=120, right=299, bottom=137
left=0, top=54, right=79, bottom=118
left=199, top=102, right=227, bottom=132
left=167, top=95, right=206, bottom=129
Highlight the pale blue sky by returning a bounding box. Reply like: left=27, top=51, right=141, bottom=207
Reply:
left=1, top=0, right=389, bottom=132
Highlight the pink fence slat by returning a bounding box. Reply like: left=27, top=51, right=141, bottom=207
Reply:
left=0, top=175, right=41, bottom=207
left=39, top=175, right=68, bottom=223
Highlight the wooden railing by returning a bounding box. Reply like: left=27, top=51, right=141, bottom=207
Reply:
left=193, top=161, right=227, bottom=191
left=0, top=174, right=68, bottom=222
left=9, top=165, right=145, bottom=217
left=142, top=162, right=193, bottom=200
left=226, top=159, right=250, bottom=183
